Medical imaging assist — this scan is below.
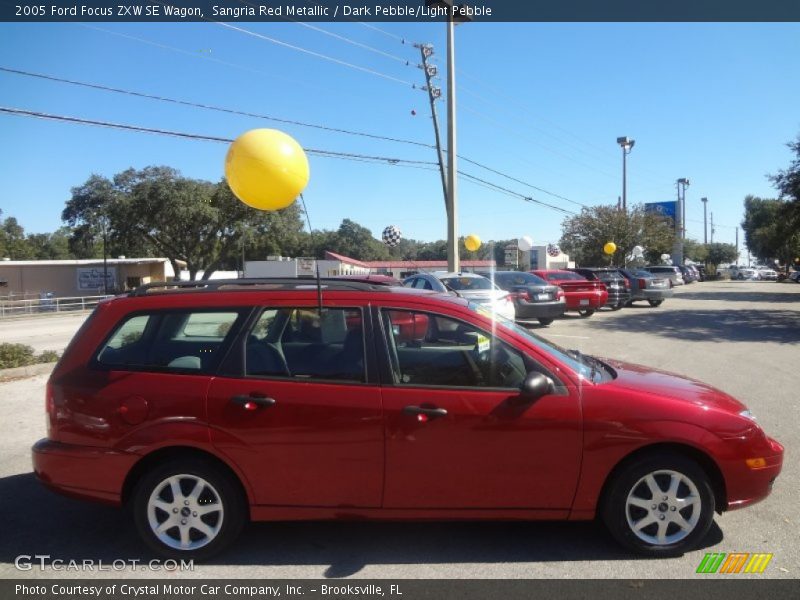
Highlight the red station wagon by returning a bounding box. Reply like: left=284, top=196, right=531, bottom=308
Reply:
left=531, top=269, right=608, bottom=317
left=33, top=279, right=783, bottom=559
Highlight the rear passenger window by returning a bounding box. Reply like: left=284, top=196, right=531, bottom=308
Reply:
left=96, top=311, right=241, bottom=373
left=245, top=307, right=366, bottom=382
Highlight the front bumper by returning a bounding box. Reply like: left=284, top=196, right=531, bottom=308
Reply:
left=722, top=436, right=784, bottom=511
left=32, top=438, right=138, bottom=505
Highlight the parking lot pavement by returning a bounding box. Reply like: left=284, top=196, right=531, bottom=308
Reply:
left=0, top=312, right=89, bottom=354
left=0, top=280, right=797, bottom=579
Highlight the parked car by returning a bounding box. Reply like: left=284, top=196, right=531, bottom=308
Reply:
left=568, top=268, right=631, bottom=310
left=642, top=266, right=685, bottom=288
left=531, top=270, right=608, bottom=317
left=678, top=265, right=698, bottom=284
left=730, top=266, right=758, bottom=281
left=619, top=269, right=674, bottom=307
left=788, top=271, right=800, bottom=283
left=755, top=266, right=778, bottom=281
left=33, top=278, right=783, bottom=559
left=402, top=272, right=515, bottom=321
left=694, top=265, right=707, bottom=282
left=477, top=270, right=566, bottom=326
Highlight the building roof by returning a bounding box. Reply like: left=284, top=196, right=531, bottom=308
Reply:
left=0, top=258, right=180, bottom=267
left=324, top=251, right=370, bottom=269
left=365, top=260, right=497, bottom=268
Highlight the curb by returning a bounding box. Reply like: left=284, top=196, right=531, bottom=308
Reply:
left=0, top=362, right=56, bottom=382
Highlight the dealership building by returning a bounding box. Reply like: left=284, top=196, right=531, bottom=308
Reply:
left=0, top=258, right=178, bottom=298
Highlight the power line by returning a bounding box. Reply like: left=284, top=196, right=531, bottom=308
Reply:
left=0, top=105, right=579, bottom=218
left=0, top=66, right=592, bottom=210
left=214, top=22, right=419, bottom=88
left=0, top=106, right=437, bottom=167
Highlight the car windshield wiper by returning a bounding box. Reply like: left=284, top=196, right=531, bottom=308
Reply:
left=568, top=348, right=601, bottom=380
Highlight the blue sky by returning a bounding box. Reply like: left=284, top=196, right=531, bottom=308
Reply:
left=1, top=21, right=799, bottom=254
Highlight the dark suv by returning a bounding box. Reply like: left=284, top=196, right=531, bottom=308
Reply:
left=567, top=268, right=631, bottom=310
left=33, top=278, right=782, bottom=560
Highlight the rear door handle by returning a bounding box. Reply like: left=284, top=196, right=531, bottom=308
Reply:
left=231, top=394, right=276, bottom=410
left=403, top=405, right=448, bottom=418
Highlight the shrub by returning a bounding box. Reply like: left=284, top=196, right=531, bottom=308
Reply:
left=0, top=343, right=37, bottom=369
left=0, top=343, right=60, bottom=369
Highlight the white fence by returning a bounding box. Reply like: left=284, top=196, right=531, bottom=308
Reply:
left=0, top=295, right=112, bottom=318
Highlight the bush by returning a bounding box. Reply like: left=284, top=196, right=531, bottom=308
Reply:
left=0, top=343, right=60, bottom=369
left=0, top=343, right=37, bottom=369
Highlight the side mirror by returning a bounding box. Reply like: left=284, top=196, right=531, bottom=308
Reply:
left=520, top=372, right=555, bottom=400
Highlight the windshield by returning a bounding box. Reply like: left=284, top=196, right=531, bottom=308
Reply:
left=468, top=301, right=598, bottom=381
left=441, top=276, right=493, bottom=291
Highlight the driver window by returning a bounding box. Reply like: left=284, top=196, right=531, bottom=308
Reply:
left=381, top=309, right=533, bottom=389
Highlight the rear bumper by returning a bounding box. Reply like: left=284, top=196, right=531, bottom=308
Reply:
left=564, top=291, right=607, bottom=310
left=723, top=437, right=784, bottom=511
left=632, top=289, right=674, bottom=301
left=514, top=300, right=567, bottom=321
left=32, top=438, right=138, bottom=506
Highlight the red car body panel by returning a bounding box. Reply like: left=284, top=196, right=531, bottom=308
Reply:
left=32, top=288, right=782, bottom=525
left=531, top=270, right=608, bottom=311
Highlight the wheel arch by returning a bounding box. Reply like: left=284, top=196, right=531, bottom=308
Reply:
left=121, top=446, right=252, bottom=516
left=597, top=442, right=728, bottom=516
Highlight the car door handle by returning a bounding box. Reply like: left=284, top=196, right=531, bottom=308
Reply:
left=231, top=394, right=276, bottom=410
left=402, top=405, right=448, bottom=418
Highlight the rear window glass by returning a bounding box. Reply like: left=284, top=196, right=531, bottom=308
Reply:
left=96, top=310, right=242, bottom=373
left=546, top=271, right=586, bottom=280
left=440, top=277, right=492, bottom=290
left=494, top=272, right=548, bottom=286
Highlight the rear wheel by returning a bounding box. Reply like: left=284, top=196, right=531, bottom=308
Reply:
left=601, top=453, right=715, bottom=557
left=132, top=458, right=246, bottom=560
left=577, top=309, right=595, bottom=318
left=648, top=299, right=664, bottom=307
left=610, top=302, right=624, bottom=311
left=537, top=317, right=554, bottom=326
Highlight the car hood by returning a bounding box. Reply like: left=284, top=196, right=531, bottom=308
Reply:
left=601, top=358, right=747, bottom=414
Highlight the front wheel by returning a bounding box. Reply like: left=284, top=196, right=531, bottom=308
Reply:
left=132, top=458, right=246, bottom=560
left=537, top=317, right=554, bottom=326
left=601, top=453, right=715, bottom=557
left=577, top=308, right=595, bottom=318
left=648, top=299, right=664, bottom=307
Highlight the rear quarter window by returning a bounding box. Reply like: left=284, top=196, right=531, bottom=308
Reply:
left=95, top=309, right=244, bottom=373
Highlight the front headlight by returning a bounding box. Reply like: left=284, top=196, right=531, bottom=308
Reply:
left=739, top=409, right=757, bottom=422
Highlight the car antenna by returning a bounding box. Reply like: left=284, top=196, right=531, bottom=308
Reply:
left=300, top=193, right=324, bottom=313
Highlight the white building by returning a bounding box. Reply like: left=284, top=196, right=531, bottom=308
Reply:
left=245, top=251, right=371, bottom=279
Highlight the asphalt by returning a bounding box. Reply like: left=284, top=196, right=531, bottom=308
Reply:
left=0, top=280, right=797, bottom=579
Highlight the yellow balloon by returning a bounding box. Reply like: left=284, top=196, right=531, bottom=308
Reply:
left=225, top=129, right=310, bottom=211
left=603, top=242, right=617, bottom=255
left=465, top=234, right=481, bottom=252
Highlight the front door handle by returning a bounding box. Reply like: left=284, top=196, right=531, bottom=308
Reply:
left=231, top=394, right=276, bottom=410
left=402, top=405, right=448, bottom=418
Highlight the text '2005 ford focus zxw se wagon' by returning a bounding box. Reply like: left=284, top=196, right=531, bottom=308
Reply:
left=32, top=279, right=783, bottom=560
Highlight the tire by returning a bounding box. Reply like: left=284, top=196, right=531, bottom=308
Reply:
left=537, top=318, right=554, bottom=326
left=648, top=299, right=663, bottom=307
left=737, top=273, right=744, bottom=280
left=610, top=302, right=624, bottom=311
left=132, top=458, right=246, bottom=561
left=577, top=309, right=595, bottom=318
left=601, top=453, right=715, bottom=557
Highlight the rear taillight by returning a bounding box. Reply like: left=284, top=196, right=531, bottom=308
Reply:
left=45, top=380, right=55, bottom=437
left=556, top=288, right=565, bottom=300
left=509, top=290, right=530, bottom=302
left=623, top=278, right=630, bottom=289
left=637, top=278, right=647, bottom=288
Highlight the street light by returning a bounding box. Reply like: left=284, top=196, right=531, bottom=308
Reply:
left=616, top=136, right=635, bottom=212
left=701, top=197, right=708, bottom=244
left=427, top=0, right=472, bottom=272
left=675, top=178, right=690, bottom=265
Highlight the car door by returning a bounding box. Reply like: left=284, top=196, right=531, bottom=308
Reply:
left=206, top=302, right=384, bottom=508
left=377, top=306, right=582, bottom=511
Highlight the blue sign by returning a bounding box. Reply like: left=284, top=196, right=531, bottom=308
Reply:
left=645, top=201, right=678, bottom=225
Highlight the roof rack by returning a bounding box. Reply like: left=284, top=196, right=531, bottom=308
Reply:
left=128, top=278, right=388, bottom=297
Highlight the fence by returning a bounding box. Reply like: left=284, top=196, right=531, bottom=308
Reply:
left=0, top=294, right=112, bottom=318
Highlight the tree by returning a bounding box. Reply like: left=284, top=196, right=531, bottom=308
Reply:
left=559, top=204, right=676, bottom=266
left=741, top=195, right=799, bottom=266
left=63, top=167, right=307, bottom=280
left=682, top=239, right=709, bottom=263
left=25, top=227, right=74, bottom=260
left=705, top=243, right=738, bottom=267
left=0, top=211, right=34, bottom=259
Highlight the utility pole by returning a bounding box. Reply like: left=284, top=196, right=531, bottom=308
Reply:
left=674, top=178, right=690, bottom=265
left=418, top=44, right=448, bottom=211
left=701, top=197, right=708, bottom=244
left=736, top=227, right=739, bottom=262
left=445, top=13, right=459, bottom=272
left=710, top=212, right=715, bottom=244
left=101, top=216, right=109, bottom=295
